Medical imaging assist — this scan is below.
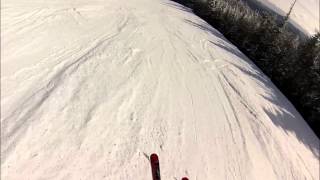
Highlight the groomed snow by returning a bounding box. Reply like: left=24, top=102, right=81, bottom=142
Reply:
left=1, top=0, right=319, bottom=179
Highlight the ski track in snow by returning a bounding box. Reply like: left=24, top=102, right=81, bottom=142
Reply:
left=1, top=0, right=319, bottom=179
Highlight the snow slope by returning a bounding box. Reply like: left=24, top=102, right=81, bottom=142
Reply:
left=255, top=0, right=319, bottom=35
left=1, top=0, right=319, bottom=179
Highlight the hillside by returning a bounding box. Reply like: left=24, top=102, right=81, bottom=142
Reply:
left=251, top=0, right=319, bottom=35
left=1, top=0, right=319, bottom=179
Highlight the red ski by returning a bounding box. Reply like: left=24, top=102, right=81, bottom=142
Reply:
left=150, top=153, right=161, bottom=180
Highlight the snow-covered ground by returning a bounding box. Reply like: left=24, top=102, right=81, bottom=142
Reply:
left=256, top=0, right=319, bottom=35
left=1, top=0, right=319, bottom=179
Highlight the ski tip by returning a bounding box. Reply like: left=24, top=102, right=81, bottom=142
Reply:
left=150, top=153, right=159, bottom=161
left=181, top=177, right=189, bottom=180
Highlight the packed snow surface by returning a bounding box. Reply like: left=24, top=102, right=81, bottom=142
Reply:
left=1, top=0, right=319, bottom=179
left=257, top=0, right=319, bottom=35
